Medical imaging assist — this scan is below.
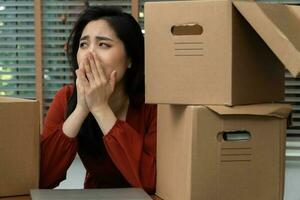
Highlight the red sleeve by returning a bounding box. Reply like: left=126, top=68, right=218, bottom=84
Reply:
left=39, top=85, right=78, bottom=188
left=103, top=105, right=157, bottom=194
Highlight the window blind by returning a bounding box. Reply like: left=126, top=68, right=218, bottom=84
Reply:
left=284, top=69, right=300, bottom=159
left=0, top=0, right=36, bottom=99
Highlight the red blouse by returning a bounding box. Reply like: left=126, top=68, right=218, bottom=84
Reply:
left=39, top=85, right=157, bottom=194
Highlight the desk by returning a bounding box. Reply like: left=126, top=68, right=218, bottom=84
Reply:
left=0, top=195, right=163, bottom=200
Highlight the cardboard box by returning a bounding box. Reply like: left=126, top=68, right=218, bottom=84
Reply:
left=145, top=0, right=300, bottom=105
left=156, top=104, right=291, bottom=200
left=0, top=97, right=40, bottom=197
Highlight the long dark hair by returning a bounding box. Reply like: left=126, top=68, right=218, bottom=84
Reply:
left=66, top=6, right=145, bottom=156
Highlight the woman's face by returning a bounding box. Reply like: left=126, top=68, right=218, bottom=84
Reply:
left=77, top=19, right=130, bottom=82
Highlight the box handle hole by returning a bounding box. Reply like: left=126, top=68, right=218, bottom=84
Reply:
left=218, top=131, right=251, bottom=142
left=171, top=23, right=203, bottom=35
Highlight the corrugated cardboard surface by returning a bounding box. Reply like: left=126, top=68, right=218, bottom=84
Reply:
left=0, top=97, right=40, bottom=197
left=207, top=103, right=291, bottom=118
left=231, top=2, right=284, bottom=105
left=144, top=0, right=300, bottom=105
left=156, top=104, right=291, bottom=200
left=233, top=1, right=300, bottom=77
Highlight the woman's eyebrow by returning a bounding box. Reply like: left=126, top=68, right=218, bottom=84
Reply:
left=80, top=35, right=113, bottom=41
left=80, top=35, right=89, bottom=41
left=96, top=36, right=113, bottom=41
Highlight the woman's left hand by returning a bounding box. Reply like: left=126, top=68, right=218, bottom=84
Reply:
left=83, top=52, right=117, bottom=114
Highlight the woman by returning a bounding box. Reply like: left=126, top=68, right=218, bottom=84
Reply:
left=40, top=6, right=157, bottom=194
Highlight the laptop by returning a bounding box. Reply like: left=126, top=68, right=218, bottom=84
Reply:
left=30, top=188, right=152, bottom=200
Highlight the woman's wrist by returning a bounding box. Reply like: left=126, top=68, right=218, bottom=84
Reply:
left=91, top=104, right=117, bottom=135
left=90, top=103, right=108, bottom=114
left=75, top=105, right=89, bottom=117
left=62, top=106, right=89, bottom=138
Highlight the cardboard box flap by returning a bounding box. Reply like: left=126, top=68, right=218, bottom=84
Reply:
left=207, top=103, right=292, bottom=118
left=233, top=1, right=300, bottom=77
left=0, top=96, right=37, bottom=103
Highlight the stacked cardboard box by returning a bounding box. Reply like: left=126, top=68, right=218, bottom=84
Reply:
left=155, top=104, right=290, bottom=200
left=0, top=97, right=40, bottom=198
left=145, top=0, right=300, bottom=200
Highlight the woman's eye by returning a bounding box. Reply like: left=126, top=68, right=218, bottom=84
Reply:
left=99, top=43, right=110, bottom=48
left=79, top=42, right=87, bottom=48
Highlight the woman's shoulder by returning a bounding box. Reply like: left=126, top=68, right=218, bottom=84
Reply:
left=144, top=103, right=157, bottom=113
left=55, top=84, right=74, bottom=99
left=52, top=84, right=74, bottom=106
left=130, top=94, right=156, bottom=112
left=137, top=103, right=157, bottom=121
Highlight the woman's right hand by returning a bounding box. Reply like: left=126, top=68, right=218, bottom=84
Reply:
left=62, top=62, right=90, bottom=138
left=75, top=61, right=89, bottom=116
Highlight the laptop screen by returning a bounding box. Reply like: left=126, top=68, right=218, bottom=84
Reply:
left=30, top=188, right=152, bottom=200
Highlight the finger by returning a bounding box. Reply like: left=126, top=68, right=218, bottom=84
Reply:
left=75, top=70, right=80, bottom=85
left=75, top=69, right=83, bottom=82
left=78, top=67, right=85, bottom=74
left=109, top=70, right=117, bottom=91
left=79, top=66, right=86, bottom=76
left=88, top=53, right=101, bottom=84
left=76, top=70, right=86, bottom=91
left=78, top=59, right=84, bottom=69
left=76, top=69, right=88, bottom=86
left=77, top=60, right=87, bottom=81
left=84, top=57, right=92, bottom=74
left=92, top=52, right=107, bottom=83
left=83, top=58, right=95, bottom=87
left=86, top=72, right=95, bottom=87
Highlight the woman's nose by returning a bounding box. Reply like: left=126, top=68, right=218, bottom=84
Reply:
left=82, top=47, right=94, bottom=60
left=88, top=45, right=95, bottom=53
left=87, top=44, right=95, bottom=53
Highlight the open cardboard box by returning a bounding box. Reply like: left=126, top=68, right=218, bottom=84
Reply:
left=145, top=0, right=300, bottom=105
left=0, top=97, right=40, bottom=197
left=156, top=103, right=292, bottom=200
